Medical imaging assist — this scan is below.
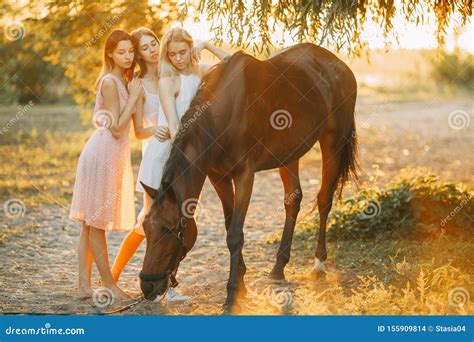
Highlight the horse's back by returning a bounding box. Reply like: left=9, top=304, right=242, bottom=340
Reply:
left=267, top=43, right=357, bottom=104
left=209, top=43, right=357, bottom=172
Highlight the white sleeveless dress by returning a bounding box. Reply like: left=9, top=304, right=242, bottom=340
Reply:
left=136, top=73, right=201, bottom=193
left=135, top=85, right=161, bottom=192
left=140, top=85, right=160, bottom=156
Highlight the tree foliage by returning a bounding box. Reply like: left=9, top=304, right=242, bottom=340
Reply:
left=1, top=0, right=185, bottom=119
left=1, top=1, right=471, bottom=117
left=198, top=0, right=472, bottom=56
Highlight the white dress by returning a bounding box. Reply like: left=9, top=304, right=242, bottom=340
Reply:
left=136, top=73, right=201, bottom=192
left=134, top=73, right=200, bottom=236
left=135, top=85, right=162, bottom=192
left=139, top=85, right=160, bottom=158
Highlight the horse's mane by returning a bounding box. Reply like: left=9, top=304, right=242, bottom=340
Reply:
left=158, top=53, right=248, bottom=196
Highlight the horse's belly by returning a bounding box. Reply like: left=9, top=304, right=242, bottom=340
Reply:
left=255, top=131, right=320, bottom=171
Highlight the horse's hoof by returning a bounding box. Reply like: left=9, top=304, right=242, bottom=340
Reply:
left=268, top=270, right=286, bottom=281
left=222, top=302, right=241, bottom=315
left=314, top=258, right=327, bottom=273
left=269, top=265, right=286, bottom=280
left=310, top=268, right=327, bottom=281
left=222, top=304, right=232, bottom=315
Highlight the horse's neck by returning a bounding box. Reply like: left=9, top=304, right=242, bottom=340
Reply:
left=176, top=156, right=209, bottom=206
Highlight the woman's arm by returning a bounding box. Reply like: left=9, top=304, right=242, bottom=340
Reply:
left=132, top=92, right=156, bottom=140
left=101, top=77, right=142, bottom=139
left=158, top=76, right=180, bottom=141
left=194, top=42, right=231, bottom=77
left=197, top=41, right=230, bottom=61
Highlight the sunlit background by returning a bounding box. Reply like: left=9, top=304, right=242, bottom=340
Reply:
left=0, top=0, right=472, bottom=316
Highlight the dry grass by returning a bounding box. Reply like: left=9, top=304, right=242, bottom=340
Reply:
left=0, top=104, right=143, bottom=208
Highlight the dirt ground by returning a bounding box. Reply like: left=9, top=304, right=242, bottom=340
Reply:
left=0, top=96, right=472, bottom=315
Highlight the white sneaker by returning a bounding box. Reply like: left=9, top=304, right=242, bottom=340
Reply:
left=165, top=288, right=190, bottom=302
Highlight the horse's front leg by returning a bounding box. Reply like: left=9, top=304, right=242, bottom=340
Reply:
left=208, top=171, right=248, bottom=296
left=224, top=166, right=254, bottom=313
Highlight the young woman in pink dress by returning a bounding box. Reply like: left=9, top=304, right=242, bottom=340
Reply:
left=69, top=29, right=143, bottom=300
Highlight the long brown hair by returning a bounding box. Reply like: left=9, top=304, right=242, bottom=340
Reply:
left=95, top=29, right=135, bottom=89
left=131, top=27, right=160, bottom=78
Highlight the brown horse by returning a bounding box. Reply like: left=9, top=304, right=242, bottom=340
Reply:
left=139, top=43, right=359, bottom=312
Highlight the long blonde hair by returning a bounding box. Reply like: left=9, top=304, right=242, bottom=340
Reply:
left=159, top=27, right=199, bottom=78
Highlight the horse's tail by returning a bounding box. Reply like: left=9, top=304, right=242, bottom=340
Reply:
left=336, top=117, right=360, bottom=198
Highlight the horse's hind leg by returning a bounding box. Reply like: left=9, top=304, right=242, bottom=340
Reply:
left=208, top=171, right=247, bottom=295
left=314, top=132, right=343, bottom=274
left=269, top=159, right=303, bottom=280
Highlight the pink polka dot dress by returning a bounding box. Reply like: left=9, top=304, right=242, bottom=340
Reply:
left=69, top=73, right=136, bottom=231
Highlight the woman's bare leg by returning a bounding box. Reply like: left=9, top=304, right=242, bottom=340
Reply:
left=88, top=226, right=130, bottom=300
left=111, top=193, right=150, bottom=282
left=77, top=223, right=93, bottom=299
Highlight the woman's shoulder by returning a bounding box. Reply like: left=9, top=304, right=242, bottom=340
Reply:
left=97, top=74, right=119, bottom=95
left=159, top=74, right=179, bottom=83
left=158, top=75, right=179, bottom=92
left=103, top=75, right=120, bottom=88
left=100, top=73, right=118, bottom=82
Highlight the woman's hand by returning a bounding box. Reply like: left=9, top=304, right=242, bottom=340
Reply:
left=128, top=77, right=142, bottom=100
left=154, top=126, right=171, bottom=142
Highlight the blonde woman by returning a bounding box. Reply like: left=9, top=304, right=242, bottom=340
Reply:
left=158, top=28, right=229, bottom=142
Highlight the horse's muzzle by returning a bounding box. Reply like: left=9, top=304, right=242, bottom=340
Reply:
left=141, top=280, right=168, bottom=300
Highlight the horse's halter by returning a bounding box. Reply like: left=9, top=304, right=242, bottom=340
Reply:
left=139, top=184, right=188, bottom=289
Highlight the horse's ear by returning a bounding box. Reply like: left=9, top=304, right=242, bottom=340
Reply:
left=140, top=182, right=158, bottom=200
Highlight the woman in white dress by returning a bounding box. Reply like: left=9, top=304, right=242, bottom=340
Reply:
left=158, top=28, right=229, bottom=144
left=110, top=27, right=174, bottom=295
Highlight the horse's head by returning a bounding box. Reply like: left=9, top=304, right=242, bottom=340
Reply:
left=139, top=181, right=197, bottom=300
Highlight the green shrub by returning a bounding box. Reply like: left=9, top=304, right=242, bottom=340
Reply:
left=275, top=168, right=473, bottom=244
